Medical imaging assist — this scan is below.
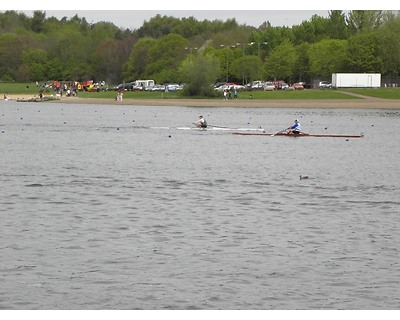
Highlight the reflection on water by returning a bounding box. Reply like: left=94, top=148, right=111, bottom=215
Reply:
left=1, top=101, right=399, bottom=309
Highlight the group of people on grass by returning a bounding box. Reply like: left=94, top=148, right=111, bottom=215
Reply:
left=223, top=88, right=238, bottom=101
left=115, top=91, right=123, bottom=102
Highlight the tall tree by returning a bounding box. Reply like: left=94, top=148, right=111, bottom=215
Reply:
left=0, top=10, right=31, bottom=34
left=328, top=10, right=348, bottom=39
left=180, top=53, right=220, bottom=96
left=94, top=37, right=136, bottom=83
left=308, top=39, right=347, bottom=78
left=345, top=32, right=383, bottom=72
left=346, top=10, right=384, bottom=33
left=20, top=48, right=48, bottom=80
left=264, top=40, right=297, bottom=82
left=144, top=33, right=188, bottom=83
left=31, top=11, right=46, bottom=33
left=293, top=42, right=311, bottom=82
left=292, top=15, right=331, bottom=45
left=376, top=13, right=400, bottom=78
left=260, top=25, right=293, bottom=52
left=231, top=55, right=262, bottom=84
left=123, top=37, right=158, bottom=81
left=0, top=33, right=25, bottom=80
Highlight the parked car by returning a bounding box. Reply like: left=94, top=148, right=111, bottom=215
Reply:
left=165, top=83, right=182, bottom=91
left=319, top=81, right=332, bottom=89
left=151, top=84, right=166, bottom=92
left=272, top=80, right=286, bottom=90
left=214, top=82, right=226, bottom=89
left=233, top=84, right=246, bottom=91
left=276, top=82, right=289, bottom=90
left=214, top=83, right=238, bottom=92
left=291, top=82, right=304, bottom=90
left=113, top=82, right=131, bottom=91
left=263, top=82, right=275, bottom=91
left=249, top=81, right=264, bottom=90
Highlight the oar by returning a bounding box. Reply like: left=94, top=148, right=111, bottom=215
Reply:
left=271, top=128, right=288, bottom=136
left=207, top=124, right=231, bottom=129
left=193, top=123, right=231, bottom=129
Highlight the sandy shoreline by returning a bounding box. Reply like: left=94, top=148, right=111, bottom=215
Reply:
left=5, top=94, right=400, bottom=109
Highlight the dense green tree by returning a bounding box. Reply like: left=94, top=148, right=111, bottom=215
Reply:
left=345, top=32, right=383, bottom=73
left=308, top=39, right=347, bottom=78
left=123, top=37, right=157, bottom=81
left=293, top=42, right=311, bottom=82
left=327, top=10, right=348, bottom=39
left=49, top=26, right=88, bottom=64
left=231, top=55, right=262, bottom=84
left=346, top=10, right=384, bottom=33
left=31, top=11, right=46, bottom=33
left=124, top=34, right=188, bottom=83
left=292, top=14, right=331, bottom=44
left=210, top=26, right=254, bottom=51
left=264, top=40, right=297, bottom=82
left=41, top=16, right=63, bottom=34
left=215, top=46, right=237, bottom=82
left=20, top=48, right=48, bottom=80
left=0, top=10, right=31, bottom=34
left=0, top=33, right=24, bottom=80
left=180, top=53, right=220, bottom=96
left=144, top=34, right=188, bottom=83
left=376, top=13, right=400, bottom=78
left=248, top=33, right=269, bottom=61
left=45, top=58, right=64, bottom=80
left=136, top=15, right=241, bottom=40
left=94, top=37, right=135, bottom=83
left=256, top=24, right=293, bottom=53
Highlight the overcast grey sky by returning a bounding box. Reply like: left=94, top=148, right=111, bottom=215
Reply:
left=4, top=1, right=398, bottom=30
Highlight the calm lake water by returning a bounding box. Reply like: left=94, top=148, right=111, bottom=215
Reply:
left=1, top=101, right=399, bottom=310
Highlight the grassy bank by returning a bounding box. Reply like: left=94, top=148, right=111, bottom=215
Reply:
left=76, top=89, right=360, bottom=100
left=342, top=88, right=400, bottom=99
left=2, top=81, right=400, bottom=100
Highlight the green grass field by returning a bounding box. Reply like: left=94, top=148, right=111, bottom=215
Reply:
left=342, top=88, right=400, bottom=99
left=1, top=82, right=42, bottom=95
left=2, top=82, right=400, bottom=100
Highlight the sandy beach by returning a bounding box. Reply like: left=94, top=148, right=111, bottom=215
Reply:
left=5, top=93, right=400, bottom=109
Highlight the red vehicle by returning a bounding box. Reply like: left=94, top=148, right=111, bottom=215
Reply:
left=292, top=82, right=304, bottom=90
left=273, top=80, right=289, bottom=90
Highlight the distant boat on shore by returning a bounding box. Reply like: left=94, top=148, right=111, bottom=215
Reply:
left=16, top=95, right=61, bottom=102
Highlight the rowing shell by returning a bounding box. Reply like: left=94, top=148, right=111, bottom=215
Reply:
left=232, top=132, right=364, bottom=138
left=151, top=126, right=265, bottom=132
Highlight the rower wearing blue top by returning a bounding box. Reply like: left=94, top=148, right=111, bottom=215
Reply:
left=287, top=119, right=301, bottom=134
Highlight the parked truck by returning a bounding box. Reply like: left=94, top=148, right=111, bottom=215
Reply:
left=332, top=73, right=381, bottom=88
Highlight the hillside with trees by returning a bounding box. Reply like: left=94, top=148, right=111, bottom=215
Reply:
left=1, top=10, right=400, bottom=95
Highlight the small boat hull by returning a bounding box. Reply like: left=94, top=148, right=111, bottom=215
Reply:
left=232, top=132, right=364, bottom=138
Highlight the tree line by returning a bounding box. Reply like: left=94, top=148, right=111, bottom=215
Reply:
left=1, top=10, right=400, bottom=95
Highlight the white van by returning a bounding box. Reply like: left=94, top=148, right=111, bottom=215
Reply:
left=133, top=80, right=155, bottom=90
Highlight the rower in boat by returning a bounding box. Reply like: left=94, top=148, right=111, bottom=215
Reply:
left=194, top=115, right=207, bottom=128
left=286, top=119, right=301, bottom=135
